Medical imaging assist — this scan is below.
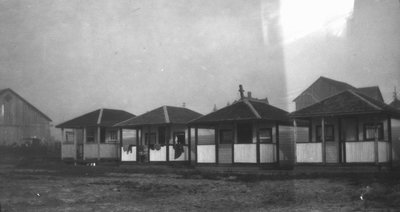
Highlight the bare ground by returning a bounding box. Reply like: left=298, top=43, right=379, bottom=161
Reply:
left=1, top=159, right=400, bottom=211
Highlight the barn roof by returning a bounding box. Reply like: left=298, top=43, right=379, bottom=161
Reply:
left=357, top=86, right=384, bottom=102
left=293, top=76, right=384, bottom=102
left=114, top=106, right=202, bottom=127
left=189, top=99, right=289, bottom=125
left=0, top=88, right=52, bottom=121
left=290, top=90, right=400, bottom=118
left=56, top=108, right=135, bottom=128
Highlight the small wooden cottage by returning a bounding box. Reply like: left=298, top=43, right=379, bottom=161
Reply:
left=188, top=90, right=294, bottom=168
left=0, top=88, right=52, bottom=145
left=56, top=108, right=135, bottom=162
left=290, top=89, right=400, bottom=165
left=114, top=106, right=202, bottom=164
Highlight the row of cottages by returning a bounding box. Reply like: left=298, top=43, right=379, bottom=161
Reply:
left=0, top=88, right=52, bottom=145
left=290, top=77, right=400, bottom=166
left=57, top=77, right=400, bottom=168
left=56, top=109, right=135, bottom=161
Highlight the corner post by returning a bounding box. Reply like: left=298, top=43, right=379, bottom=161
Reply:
left=276, top=122, right=280, bottom=166
left=83, top=127, right=87, bottom=160
left=374, top=120, right=379, bottom=165
left=388, top=115, right=392, bottom=167
left=188, top=126, right=191, bottom=165
left=97, top=126, right=101, bottom=161
left=321, top=117, right=326, bottom=165
left=61, top=128, right=64, bottom=160
left=293, top=119, right=297, bottom=164
left=195, top=126, right=198, bottom=164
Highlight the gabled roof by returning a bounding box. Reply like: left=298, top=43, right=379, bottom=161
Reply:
left=290, top=90, right=400, bottom=118
left=56, top=108, right=135, bottom=128
left=114, top=106, right=202, bottom=127
left=0, top=88, right=52, bottom=121
left=389, top=98, right=400, bottom=109
left=293, top=76, right=356, bottom=102
left=357, top=86, right=384, bottom=102
left=189, top=99, right=289, bottom=125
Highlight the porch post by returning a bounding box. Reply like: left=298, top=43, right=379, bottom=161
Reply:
left=233, top=122, right=237, bottom=164
left=256, top=121, right=260, bottom=164
left=276, top=122, right=280, bottom=165
left=61, top=128, right=64, bottom=160
left=321, top=117, right=326, bottom=165
left=293, top=119, right=297, bottom=164
left=374, top=121, right=379, bottom=165
left=147, top=126, right=151, bottom=162
left=188, top=126, right=191, bottom=165
left=136, top=128, right=140, bottom=163
left=194, top=126, right=198, bottom=164
left=388, top=116, right=392, bottom=166
left=83, top=128, right=87, bottom=160
left=338, top=118, right=342, bottom=164
left=119, top=128, right=123, bottom=162
left=215, top=125, right=219, bottom=165
left=97, top=126, right=101, bottom=161
left=167, top=125, right=171, bottom=162
left=74, top=129, right=78, bottom=161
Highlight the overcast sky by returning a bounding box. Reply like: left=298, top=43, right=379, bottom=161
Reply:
left=0, top=0, right=399, bottom=138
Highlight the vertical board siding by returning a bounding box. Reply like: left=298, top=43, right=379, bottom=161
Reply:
left=121, top=146, right=136, bottom=161
left=197, top=145, right=216, bottom=163
left=378, top=142, right=390, bottom=162
left=84, top=144, right=99, bottom=159
left=218, top=144, right=232, bottom=164
left=169, top=146, right=189, bottom=161
left=325, top=142, right=338, bottom=163
left=279, top=126, right=294, bottom=163
left=99, top=144, right=119, bottom=158
left=296, top=127, right=309, bottom=142
left=234, top=144, right=256, bottom=163
left=345, top=142, right=374, bottom=163
left=296, top=143, right=322, bottom=163
left=149, top=146, right=167, bottom=161
left=392, top=119, right=400, bottom=161
left=61, top=144, right=75, bottom=159
left=260, top=143, right=276, bottom=163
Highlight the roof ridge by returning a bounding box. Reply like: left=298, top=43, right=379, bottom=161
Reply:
left=163, top=105, right=170, bottom=123
left=97, top=108, right=104, bottom=125
left=243, top=99, right=261, bottom=119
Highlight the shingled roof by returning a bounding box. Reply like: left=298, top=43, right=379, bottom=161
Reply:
left=290, top=90, right=400, bottom=118
left=189, top=99, right=289, bottom=125
left=0, top=88, right=52, bottom=121
left=56, top=108, right=135, bottom=128
left=114, top=106, right=202, bottom=127
left=357, top=86, right=384, bottom=102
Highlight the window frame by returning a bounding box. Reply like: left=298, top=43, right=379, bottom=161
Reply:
left=316, top=124, right=335, bottom=142
left=363, top=123, right=384, bottom=141
left=258, top=128, right=273, bottom=143
left=86, top=128, right=96, bottom=143
left=145, top=133, right=156, bottom=145
left=65, top=131, right=75, bottom=143
left=106, top=129, right=119, bottom=143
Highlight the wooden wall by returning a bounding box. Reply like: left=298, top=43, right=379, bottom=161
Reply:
left=0, top=90, right=51, bottom=145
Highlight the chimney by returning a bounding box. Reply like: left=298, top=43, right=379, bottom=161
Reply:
left=247, top=91, right=252, bottom=99
left=239, top=85, right=245, bottom=99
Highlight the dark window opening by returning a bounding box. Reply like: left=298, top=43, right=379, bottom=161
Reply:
left=220, top=130, right=233, bottom=144
left=86, top=128, right=96, bottom=143
left=237, top=123, right=252, bottom=144
left=145, top=133, right=156, bottom=145
left=173, top=132, right=185, bottom=145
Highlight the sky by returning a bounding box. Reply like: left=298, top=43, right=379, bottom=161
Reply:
left=0, top=0, right=399, bottom=139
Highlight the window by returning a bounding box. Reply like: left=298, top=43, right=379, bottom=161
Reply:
left=65, top=131, right=74, bottom=143
left=237, top=123, right=252, bottom=144
left=220, top=130, right=233, bottom=144
left=86, top=128, right=96, bottom=143
left=258, top=128, right=273, bottom=143
left=106, top=129, right=118, bottom=143
left=145, top=133, right=156, bottom=145
left=0, top=104, right=3, bottom=117
left=364, top=123, right=383, bottom=141
left=316, top=125, right=334, bottom=141
left=173, top=132, right=185, bottom=145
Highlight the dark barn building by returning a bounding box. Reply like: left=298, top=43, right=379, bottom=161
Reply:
left=0, top=88, right=52, bottom=146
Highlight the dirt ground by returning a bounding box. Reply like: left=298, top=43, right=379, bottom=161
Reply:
left=1, top=159, right=400, bottom=211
